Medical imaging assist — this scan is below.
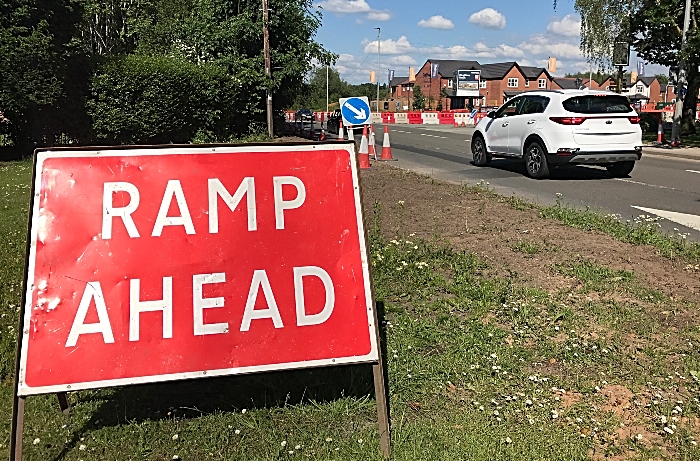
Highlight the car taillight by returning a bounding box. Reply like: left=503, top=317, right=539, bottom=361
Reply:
left=549, top=117, right=587, bottom=125
left=628, top=116, right=641, bottom=124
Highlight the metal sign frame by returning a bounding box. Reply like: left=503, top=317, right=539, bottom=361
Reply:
left=9, top=141, right=391, bottom=459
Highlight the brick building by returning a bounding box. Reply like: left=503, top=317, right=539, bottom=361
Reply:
left=407, top=60, right=553, bottom=110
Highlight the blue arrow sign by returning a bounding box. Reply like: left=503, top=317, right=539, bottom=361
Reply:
left=339, top=97, right=371, bottom=126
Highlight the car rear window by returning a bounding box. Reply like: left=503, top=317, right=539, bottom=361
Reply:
left=562, top=95, right=633, bottom=114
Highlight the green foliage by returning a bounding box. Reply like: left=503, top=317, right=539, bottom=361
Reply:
left=655, top=73, right=669, bottom=85
left=564, top=71, right=608, bottom=84
left=88, top=54, right=239, bottom=144
left=0, top=0, right=88, bottom=146
left=292, top=66, right=389, bottom=110
left=629, top=0, right=700, bottom=134
left=0, top=0, right=332, bottom=146
left=639, top=112, right=659, bottom=134
left=412, top=85, right=426, bottom=110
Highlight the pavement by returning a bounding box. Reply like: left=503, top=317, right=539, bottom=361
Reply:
left=642, top=144, right=700, bottom=161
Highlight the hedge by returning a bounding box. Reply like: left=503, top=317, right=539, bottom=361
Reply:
left=88, top=55, right=240, bottom=144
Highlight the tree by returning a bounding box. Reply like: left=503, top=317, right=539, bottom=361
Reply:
left=566, top=0, right=642, bottom=70
left=568, top=0, right=698, bottom=134
left=564, top=71, right=608, bottom=84
left=0, top=0, right=87, bottom=147
left=412, top=85, right=426, bottom=110
left=655, top=74, right=669, bottom=85
left=629, top=0, right=699, bottom=134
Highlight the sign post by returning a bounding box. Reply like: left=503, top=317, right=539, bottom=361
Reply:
left=10, top=142, right=390, bottom=459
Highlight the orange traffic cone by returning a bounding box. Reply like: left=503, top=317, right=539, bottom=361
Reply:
left=320, top=130, right=326, bottom=141
left=347, top=124, right=355, bottom=142
left=358, top=125, right=371, bottom=169
left=368, top=126, right=377, bottom=160
left=338, top=120, right=344, bottom=141
left=379, top=125, right=397, bottom=161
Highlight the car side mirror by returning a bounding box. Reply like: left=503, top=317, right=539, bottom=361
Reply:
left=487, top=111, right=496, bottom=119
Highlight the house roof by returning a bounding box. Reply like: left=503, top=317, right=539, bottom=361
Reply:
left=503, top=90, right=523, bottom=97
left=637, top=76, right=656, bottom=87
left=520, top=66, right=550, bottom=80
left=390, top=76, right=408, bottom=87
left=428, top=60, right=481, bottom=78
left=479, top=61, right=519, bottom=79
left=552, top=78, right=581, bottom=90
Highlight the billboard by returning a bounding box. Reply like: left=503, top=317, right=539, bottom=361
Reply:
left=454, top=70, right=481, bottom=97
left=16, top=143, right=379, bottom=396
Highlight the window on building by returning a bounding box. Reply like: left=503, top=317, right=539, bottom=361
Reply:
left=538, top=79, right=547, bottom=89
left=525, top=79, right=530, bottom=87
left=637, top=85, right=644, bottom=93
left=508, top=78, right=519, bottom=88
left=480, top=80, right=487, bottom=89
left=448, top=80, right=453, bottom=88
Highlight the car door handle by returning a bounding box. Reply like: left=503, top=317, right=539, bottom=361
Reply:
left=527, top=120, right=536, bottom=124
left=502, top=122, right=509, bottom=127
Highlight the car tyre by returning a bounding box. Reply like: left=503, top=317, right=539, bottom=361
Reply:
left=472, top=136, right=491, bottom=166
left=606, top=161, right=635, bottom=178
left=524, top=140, right=550, bottom=179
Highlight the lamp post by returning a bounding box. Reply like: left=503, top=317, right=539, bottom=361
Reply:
left=262, top=0, right=273, bottom=137
left=671, top=0, right=692, bottom=146
left=375, top=27, right=380, bottom=114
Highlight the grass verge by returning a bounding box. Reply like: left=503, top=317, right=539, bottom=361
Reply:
left=0, top=161, right=699, bottom=460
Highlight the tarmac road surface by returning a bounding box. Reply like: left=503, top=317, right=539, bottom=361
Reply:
left=372, top=123, right=700, bottom=242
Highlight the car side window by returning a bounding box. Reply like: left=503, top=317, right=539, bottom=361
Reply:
left=520, top=96, right=550, bottom=115
left=495, top=97, right=523, bottom=118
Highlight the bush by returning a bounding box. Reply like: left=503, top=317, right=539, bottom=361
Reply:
left=639, top=112, right=658, bottom=134
left=88, top=55, right=240, bottom=144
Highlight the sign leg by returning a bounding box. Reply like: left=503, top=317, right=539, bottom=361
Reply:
left=57, top=392, right=71, bottom=415
left=372, top=300, right=391, bottom=458
left=9, top=394, right=25, bottom=461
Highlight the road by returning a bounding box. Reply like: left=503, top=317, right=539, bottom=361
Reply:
left=371, top=123, right=700, bottom=241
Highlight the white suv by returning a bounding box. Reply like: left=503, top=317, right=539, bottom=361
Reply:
left=471, top=90, right=643, bottom=179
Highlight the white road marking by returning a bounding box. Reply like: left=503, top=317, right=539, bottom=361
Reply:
left=614, top=178, right=678, bottom=191
left=631, top=206, right=700, bottom=231
left=686, top=169, right=700, bottom=174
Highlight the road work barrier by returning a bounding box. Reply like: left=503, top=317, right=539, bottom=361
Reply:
left=421, top=112, right=439, bottom=124
left=371, top=113, right=382, bottom=124
left=407, top=113, right=423, bottom=124
left=381, top=113, right=395, bottom=124
left=394, top=113, right=408, bottom=124
left=438, top=112, right=454, bottom=125
left=453, top=113, right=470, bottom=127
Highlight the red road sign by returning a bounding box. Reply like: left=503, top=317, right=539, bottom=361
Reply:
left=18, top=143, right=377, bottom=396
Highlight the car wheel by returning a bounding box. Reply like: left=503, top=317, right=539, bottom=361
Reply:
left=472, top=136, right=491, bottom=166
left=524, top=140, right=550, bottom=179
left=606, top=161, right=635, bottom=178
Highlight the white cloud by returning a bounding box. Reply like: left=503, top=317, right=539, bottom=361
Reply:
left=518, top=35, right=582, bottom=59
left=363, top=36, right=413, bottom=54
left=469, top=8, right=506, bottom=29
left=317, top=0, right=371, bottom=13
left=367, top=10, right=391, bottom=21
left=418, top=15, right=454, bottom=30
left=386, top=55, right=417, bottom=66
left=546, top=15, right=581, bottom=37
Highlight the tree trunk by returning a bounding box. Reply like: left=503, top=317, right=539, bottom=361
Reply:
left=681, top=64, right=699, bottom=136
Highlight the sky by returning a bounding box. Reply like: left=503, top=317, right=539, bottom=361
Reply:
left=313, top=0, right=666, bottom=84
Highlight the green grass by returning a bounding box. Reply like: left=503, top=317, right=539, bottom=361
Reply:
left=1, top=160, right=700, bottom=459
left=539, top=200, right=700, bottom=264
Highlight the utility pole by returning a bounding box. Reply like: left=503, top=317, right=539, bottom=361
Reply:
left=326, top=65, right=329, bottom=112
left=375, top=27, right=380, bottom=114
left=262, top=0, right=273, bottom=138
left=671, top=0, right=692, bottom=145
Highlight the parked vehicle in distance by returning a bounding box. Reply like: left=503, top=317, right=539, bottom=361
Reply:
left=326, top=109, right=363, bottom=136
left=470, top=89, right=643, bottom=179
left=295, top=108, right=313, bottom=122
